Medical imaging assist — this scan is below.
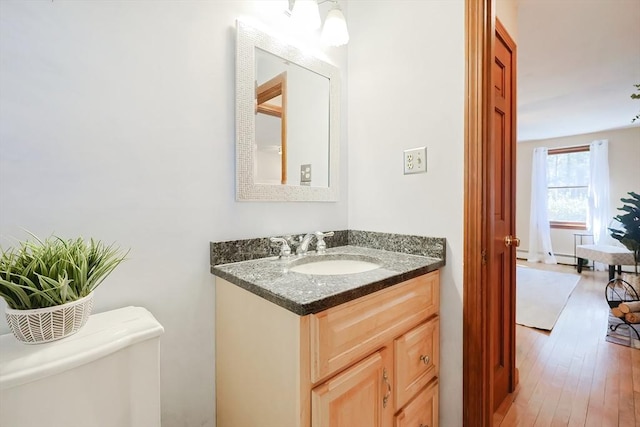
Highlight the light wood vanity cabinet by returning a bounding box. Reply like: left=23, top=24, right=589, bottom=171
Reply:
left=216, top=270, right=440, bottom=427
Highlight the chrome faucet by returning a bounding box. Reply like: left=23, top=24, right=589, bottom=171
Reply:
left=298, top=231, right=335, bottom=255
left=271, top=231, right=335, bottom=257
left=297, top=233, right=316, bottom=256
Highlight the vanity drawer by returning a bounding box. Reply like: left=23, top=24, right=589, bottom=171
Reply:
left=395, top=380, right=439, bottom=427
left=394, top=317, right=439, bottom=409
left=309, top=270, right=439, bottom=383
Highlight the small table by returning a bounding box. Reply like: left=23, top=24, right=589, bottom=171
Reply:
left=573, top=233, right=593, bottom=269
left=576, top=244, right=635, bottom=280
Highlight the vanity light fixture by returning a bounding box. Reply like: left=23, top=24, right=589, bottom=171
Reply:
left=321, top=1, right=349, bottom=46
left=289, top=0, right=349, bottom=46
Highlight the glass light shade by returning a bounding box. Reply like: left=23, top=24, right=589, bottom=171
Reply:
left=321, top=7, right=349, bottom=46
left=291, top=0, right=321, bottom=30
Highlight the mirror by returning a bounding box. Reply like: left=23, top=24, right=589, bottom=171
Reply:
left=236, top=20, right=340, bottom=201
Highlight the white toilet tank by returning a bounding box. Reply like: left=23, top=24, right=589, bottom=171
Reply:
left=0, top=306, right=164, bottom=427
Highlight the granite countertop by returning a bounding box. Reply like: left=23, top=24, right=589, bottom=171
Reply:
left=212, top=245, right=445, bottom=316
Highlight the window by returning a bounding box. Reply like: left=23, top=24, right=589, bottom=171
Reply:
left=547, top=145, right=590, bottom=229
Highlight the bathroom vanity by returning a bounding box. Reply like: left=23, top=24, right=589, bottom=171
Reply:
left=212, top=242, right=444, bottom=427
left=228, top=18, right=445, bottom=426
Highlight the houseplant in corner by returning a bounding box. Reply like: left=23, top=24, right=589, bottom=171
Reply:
left=0, top=234, right=128, bottom=344
left=609, top=192, right=640, bottom=287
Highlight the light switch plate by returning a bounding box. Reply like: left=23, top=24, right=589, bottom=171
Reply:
left=403, top=147, right=427, bottom=174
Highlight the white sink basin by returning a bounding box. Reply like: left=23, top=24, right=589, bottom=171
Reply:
left=289, top=258, right=381, bottom=275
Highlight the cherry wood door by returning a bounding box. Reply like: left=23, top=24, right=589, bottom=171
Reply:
left=489, top=19, right=517, bottom=412
left=463, top=3, right=519, bottom=426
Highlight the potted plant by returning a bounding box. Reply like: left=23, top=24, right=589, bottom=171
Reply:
left=609, top=192, right=640, bottom=276
left=0, top=234, right=128, bottom=344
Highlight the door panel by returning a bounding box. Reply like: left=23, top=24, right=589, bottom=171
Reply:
left=311, top=348, right=392, bottom=427
left=490, top=19, right=517, bottom=413
left=394, top=318, right=439, bottom=410
left=462, top=4, right=518, bottom=426
left=394, top=380, right=439, bottom=427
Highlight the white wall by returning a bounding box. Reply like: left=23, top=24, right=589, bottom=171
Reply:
left=516, top=126, right=640, bottom=264
left=347, top=1, right=465, bottom=425
left=496, top=0, right=518, bottom=40
left=0, top=1, right=348, bottom=426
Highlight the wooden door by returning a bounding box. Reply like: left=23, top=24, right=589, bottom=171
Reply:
left=464, top=3, right=519, bottom=426
left=489, top=19, right=517, bottom=412
left=311, top=348, right=392, bottom=427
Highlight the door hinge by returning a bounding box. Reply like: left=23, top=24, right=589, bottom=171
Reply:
left=481, top=250, right=487, bottom=265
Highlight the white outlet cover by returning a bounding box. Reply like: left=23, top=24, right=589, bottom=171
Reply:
left=403, top=147, right=427, bottom=175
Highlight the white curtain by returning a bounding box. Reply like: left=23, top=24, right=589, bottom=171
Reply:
left=588, top=140, right=611, bottom=269
left=528, top=147, right=557, bottom=264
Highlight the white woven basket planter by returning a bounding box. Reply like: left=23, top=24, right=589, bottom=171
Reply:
left=5, top=292, right=94, bottom=344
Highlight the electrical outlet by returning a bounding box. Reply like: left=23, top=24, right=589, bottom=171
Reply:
left=403, top=147, right=427, bottom=175
left=300, top=164, right=312, bottom=185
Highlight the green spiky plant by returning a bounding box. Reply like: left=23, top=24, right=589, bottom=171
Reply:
left=0, top=234, right=128, bottom=310
left=609, top=192, right=640, bottom=274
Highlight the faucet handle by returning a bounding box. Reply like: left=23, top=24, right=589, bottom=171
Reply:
left=314, top=231, right=334, bottom=254
left=270, top=237, right=292, bottom=258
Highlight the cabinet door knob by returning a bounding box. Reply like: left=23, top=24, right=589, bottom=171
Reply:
left=419, top=354, right=431, bottom=365
left=419, top=424, right=429, bottom=427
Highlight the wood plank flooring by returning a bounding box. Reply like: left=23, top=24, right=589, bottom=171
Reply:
left=495, top=262, right=640, bottom=427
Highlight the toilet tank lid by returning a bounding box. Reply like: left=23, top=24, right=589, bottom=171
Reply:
left=0, top=306, right=164, bottom=390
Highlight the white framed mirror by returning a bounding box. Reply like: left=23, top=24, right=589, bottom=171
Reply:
left=235, top=20, right=340, bottom=201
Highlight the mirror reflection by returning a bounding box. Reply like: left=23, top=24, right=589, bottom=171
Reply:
left=255, top=48, right=330, bottom=187
left=236, top=20, right=340, bottom=202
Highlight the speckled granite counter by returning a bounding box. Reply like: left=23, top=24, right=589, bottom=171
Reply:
left=212, top=245, right=445, bottom=315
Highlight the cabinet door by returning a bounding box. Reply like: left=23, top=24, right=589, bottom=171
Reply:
left=395, top=380, right=438, bottom=427
left=394, top=317, right=439, bottom=409
left=312, top=348, right=392, bottom=427
left=311, top=271, right=439, bottom=383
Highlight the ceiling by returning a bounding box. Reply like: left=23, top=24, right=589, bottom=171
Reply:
left=516, top=0, right=640, bottom=142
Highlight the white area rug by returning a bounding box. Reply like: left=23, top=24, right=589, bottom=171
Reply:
left=516, top=266, right=580, bottom=330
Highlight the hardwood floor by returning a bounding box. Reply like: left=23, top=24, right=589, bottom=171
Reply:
left=495, top=262, right=640, bottom=427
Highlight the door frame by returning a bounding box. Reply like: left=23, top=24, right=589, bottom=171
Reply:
left=463, top=0, right=499, bottom=425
